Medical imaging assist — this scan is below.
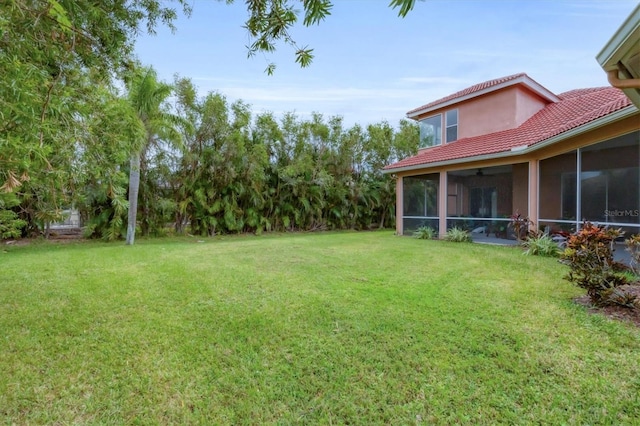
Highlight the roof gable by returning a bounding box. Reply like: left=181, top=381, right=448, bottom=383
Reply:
left=406, top=73, right=560, bottom=119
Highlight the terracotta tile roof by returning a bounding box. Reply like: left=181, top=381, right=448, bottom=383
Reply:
left=407, top=73, right=528, bottom=115
left=385, top=86, right=633, bottom=171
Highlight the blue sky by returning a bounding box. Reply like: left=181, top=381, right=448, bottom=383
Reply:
left=135, top=0, right=639, bottom=127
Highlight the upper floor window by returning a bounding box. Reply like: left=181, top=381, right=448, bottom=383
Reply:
left=446, top=109, right=458, bottom=143
left=419, top=115, right=442, bottom=148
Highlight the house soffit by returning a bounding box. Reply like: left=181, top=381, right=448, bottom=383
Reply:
left=597, top=4, right=640, bottom=108
left=597, top=4, right=640, bottom=72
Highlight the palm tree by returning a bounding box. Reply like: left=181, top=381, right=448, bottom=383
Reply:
left=125, top=66, right=185, bottom=245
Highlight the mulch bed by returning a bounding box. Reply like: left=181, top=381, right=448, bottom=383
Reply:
left=574, top=285, right=640, bottom=328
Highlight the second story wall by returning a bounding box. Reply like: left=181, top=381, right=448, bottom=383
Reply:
left=457, top=86, right=548, bottom=140
left=515, top=87, right=549, bottom=128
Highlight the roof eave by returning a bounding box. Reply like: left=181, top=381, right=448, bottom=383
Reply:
left=596, top=4, right=640, bottom=70
left=383, top=105, right=638, bottom=174
left=596, top=4, right=640, bottom=109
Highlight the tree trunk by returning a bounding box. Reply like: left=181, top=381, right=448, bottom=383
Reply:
left=126, top=152, right=140, bottom=245
left=139, top=151, right=149, bottom=236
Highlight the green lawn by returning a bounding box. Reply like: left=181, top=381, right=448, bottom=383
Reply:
left=1, top=231, right=639, bottom=424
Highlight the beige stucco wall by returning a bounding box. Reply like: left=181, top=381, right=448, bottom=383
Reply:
left=412, top=86, right=550, bottom=142
left=457, top=87, right=548, bottom=139
left=514, top=87, right=548, bottom=127
left=395, top=176, right=403, bottom=235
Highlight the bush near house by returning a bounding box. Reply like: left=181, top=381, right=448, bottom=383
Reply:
left=522, top=232, right=560, bottom=257
left=561, top=222, right=636, bottom=307
left=444, top=227, right=472, bottom=242
left=508, top=213, right=559, bottom=258
left=509, top=211, right=532, bottom=243
left=413, top=225, right=437, bottom=240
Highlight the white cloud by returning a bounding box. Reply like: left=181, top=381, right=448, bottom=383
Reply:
left=186, top=80, right=427, bottom=126
left=397, top=76, right=472, bottom=85
left=192, top=78, right=437, bottom=104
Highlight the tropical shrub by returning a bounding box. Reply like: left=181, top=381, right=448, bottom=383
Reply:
left=0, top=194, right=26, bottom=239
left=444, top=227, right=472, bottom=243
left=509, top=211, right=532, bottom=242
left=606, top=286, right=640, bottom=309
left=522, top=232, right=559, bottom=257
left=78, top=172, right=129, bottom=241
left=413, top=226, right=436, bottom=240
left=561, top=222, right=630, bottom=306
left=0, top=210, right=26, bottom=239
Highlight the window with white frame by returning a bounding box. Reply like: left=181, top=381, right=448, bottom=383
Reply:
left=446, top=109, right=458, bottom=143
left=419, top=115, right=442, bottom=148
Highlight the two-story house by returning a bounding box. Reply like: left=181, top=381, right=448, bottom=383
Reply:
left=383, top=71, right=640, bottom=240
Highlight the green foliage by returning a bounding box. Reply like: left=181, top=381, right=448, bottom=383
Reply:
left=1, top=0, right=188, bottom=236
left=444, top=227, right=472, bottom=243
left=240, top=0, right=415, bottom=73
left=0, top=210, right=25, bottom=239
left=170, top=78, right=419, bottom=236
left=124, top=65, right=187, bottom=245
left=413, top=226, right=436, bottom=240
left=1, top=1, right=419, bottom=241
left=561, top=222, right=629, bottom=306
left=389, top=0, right=418, bottom=17
left=0, top=0, right=190, bottom=198
left=0, top=193, right=26, bottom=239
left=2, top=70, right=416, bottom=241
left=74, top=85, right=139, bottom=241
left=80, top=179, right=129, bottom=241
left=522, top=232, right=560, bottom=257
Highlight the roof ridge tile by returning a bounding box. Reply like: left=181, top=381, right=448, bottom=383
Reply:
left=407, top=73, right=529, bottom=114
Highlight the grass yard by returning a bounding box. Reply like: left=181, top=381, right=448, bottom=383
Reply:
left=1, top=231, right=640, bottom=424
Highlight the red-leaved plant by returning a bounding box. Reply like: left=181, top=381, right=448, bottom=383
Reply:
left=561, top=222, right=629, bottom=305
left=509, top=211, right=533, bottom=243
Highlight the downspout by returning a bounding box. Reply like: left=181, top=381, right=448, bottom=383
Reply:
left=607, top=69, right=640, bottom=89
